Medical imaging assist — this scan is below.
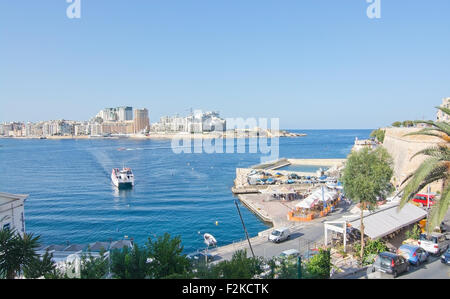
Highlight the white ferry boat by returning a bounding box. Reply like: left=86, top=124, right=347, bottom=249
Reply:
left=111, top=168, right=134, bottom=189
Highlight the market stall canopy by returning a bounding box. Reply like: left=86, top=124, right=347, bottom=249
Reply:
left=295, top=187, right=337, bottom=209
left=349, top=203, right=427, bottom=240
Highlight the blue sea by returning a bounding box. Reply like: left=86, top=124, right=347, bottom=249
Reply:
left=0, top=129, right=371, bottom=253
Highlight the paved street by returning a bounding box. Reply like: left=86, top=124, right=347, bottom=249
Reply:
left=353, top=256, right=450, bottom=279
left=210, top=200, right=354, bottom=262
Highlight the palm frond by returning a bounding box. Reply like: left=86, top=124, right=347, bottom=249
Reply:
left=404, top=128, right=450, bottom=142
left=400, top=157, right=441, bottom=208
left=436, top=106, right=450, bottom=118
left=411, top=145, right=450, bottom=161
left=428, top=185, right=450, bottom=232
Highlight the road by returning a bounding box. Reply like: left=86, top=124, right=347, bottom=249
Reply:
left=210, top=200, right=354, bottom=262
left=355, top=256, right=450, bottom=279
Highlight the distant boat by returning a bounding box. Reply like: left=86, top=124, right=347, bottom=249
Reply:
left=203, top=233, right=217, bottom=247
left=111, top=168, right=134, bottom=189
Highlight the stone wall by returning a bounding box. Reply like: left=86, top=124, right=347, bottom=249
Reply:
left=382, top=127, right=443, bottom=192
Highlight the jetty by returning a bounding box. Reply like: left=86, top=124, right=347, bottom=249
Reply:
left=232, top=158, right=346, bottom=227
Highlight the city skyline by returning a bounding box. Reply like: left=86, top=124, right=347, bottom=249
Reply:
left=1, top=1, right=449, bottom=128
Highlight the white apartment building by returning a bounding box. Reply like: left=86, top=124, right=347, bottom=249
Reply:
left=437, top=97, right=450, bottom=122
left=0, top=192, right=27, bottom=236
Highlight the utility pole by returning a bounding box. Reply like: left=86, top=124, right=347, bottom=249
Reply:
left=234, top=199, right=255, bottom=258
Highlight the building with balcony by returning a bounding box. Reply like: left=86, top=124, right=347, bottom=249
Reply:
left=437, top=97, right=450, bottom=122
left=0, top=192, right=27, bottom=236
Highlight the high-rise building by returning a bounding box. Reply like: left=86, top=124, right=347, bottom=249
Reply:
left=118, top=106, right=133, bottom=121
left=134, top=108, right=150, bottom=134
left=437, top=98, right=450, bottom=122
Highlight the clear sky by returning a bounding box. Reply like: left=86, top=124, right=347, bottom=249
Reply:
left=1, top=0, right=449, bottom=129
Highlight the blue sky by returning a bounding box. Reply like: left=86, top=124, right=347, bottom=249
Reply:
left=0, top=0, right=449, bottom=129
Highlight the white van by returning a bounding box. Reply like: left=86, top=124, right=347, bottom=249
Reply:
left=268, top=227, right=291, bottom=243
left=418, top=233, right=449, bottom=255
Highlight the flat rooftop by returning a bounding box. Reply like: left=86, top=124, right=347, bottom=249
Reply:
left=0, top=192, right=28, bottom=206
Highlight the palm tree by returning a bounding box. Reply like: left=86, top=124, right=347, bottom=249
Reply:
left=0, top=229, right=41, bottom=279
left=399, top=106, right=450, bottom=231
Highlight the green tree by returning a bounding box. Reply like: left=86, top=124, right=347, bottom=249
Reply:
left=80, top=248, right=109, bottom=279
left=392, top=121, right=402, bottom=128
left=342, top=147, right=394, bottom=261
left=353, top=239, right=388, bottom=266
left=405, top=224, right=422, bottom=240
left=0, top=229, right=41, bottom=279
left=304, top=249, right=331, bottom=279
left=146, top=233, right=191, bottom=279
left=110, top=244, right=149, bottom=279
left=276, top=258, right=298, bottom=279
left=399, top=106, right=450, bottom=231
left=403, top=120, right=415, bottom=128
left=210, top=250, right=263, bottom=279
left=23, top=249, right=57, bottom=279
left=370, top=129, right=386, bottom=143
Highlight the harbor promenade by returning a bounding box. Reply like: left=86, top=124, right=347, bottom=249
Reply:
left=209, top=198, right=355, bottom=262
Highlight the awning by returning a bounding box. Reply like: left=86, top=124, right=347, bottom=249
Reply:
left=349, top=203, right=427, bottom=240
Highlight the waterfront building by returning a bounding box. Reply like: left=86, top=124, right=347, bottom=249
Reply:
left=352, top=137, right=378, bottom=152
left=0, top=192, right=27, bottom=236
left=118, top=106, right=133, bottom=121
left=201, top=111, right=226, bottom=132
left=102, top=120, right=135, bottom=135
left=89, top=122, right=103, bottom=136
left=96, top=106, right=134, bottom=122
left=437, top=97, right=450, bottom=122
left=151, top=110, right=226, bottom=133
left=134, top=108, right=150, bottom=134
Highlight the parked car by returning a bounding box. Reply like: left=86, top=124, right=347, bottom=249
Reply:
left=371, top=252, right=410, bottom=278
left=279, top=249, right=300, bottom=259
left=397, top=244, right=429, bottom=266
left=412, top=193, right=436, bottom=208
left=418, top=233, right=449, bottom=256
left=301, top=248, right=319, bottom=261
left=268, top=227, right=291, bottom=243
left=441, top=248, right=450, bottom=265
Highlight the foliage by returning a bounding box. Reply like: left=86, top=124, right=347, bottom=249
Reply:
left=353, top=239, right=388, bottom=266
left=405, top=224, right=422, bottom=240
left=402, top=120, right=415, bottom=128
left=400, top=106, right=450, bottom=232
left=342, top=147, right=394, bottom=259
left=392, top=121, right=402, bottom=128
left=195, top=250, right=263, bottom=279
left=304, top=249, right=331, bottom=279
left=110, top=244, right=149, bottom=279
left=0, top=229, right=41, bottom=279
left=275, top=257, right=298, bottom=279
left=23, top=249, right=57, bottom=279
left=370, top=129, right=386, bottom=143
left=342, top=147, right=394, bottom=209
left=213, top=250, right=263, bottom=279
left=80, top=248, right=109, bottom=279
left=146, top=233, right=191, bottom=279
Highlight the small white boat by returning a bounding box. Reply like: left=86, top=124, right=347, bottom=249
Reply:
left=203, top=233, right=217, bottom=247
left=111, top=168, right=134, bottom=189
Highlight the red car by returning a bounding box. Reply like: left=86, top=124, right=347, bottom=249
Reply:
left=412, top=193, right=436, bottom=207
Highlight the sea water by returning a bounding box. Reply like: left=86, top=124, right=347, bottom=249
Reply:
left=0, top=129, right=371, bottom=252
